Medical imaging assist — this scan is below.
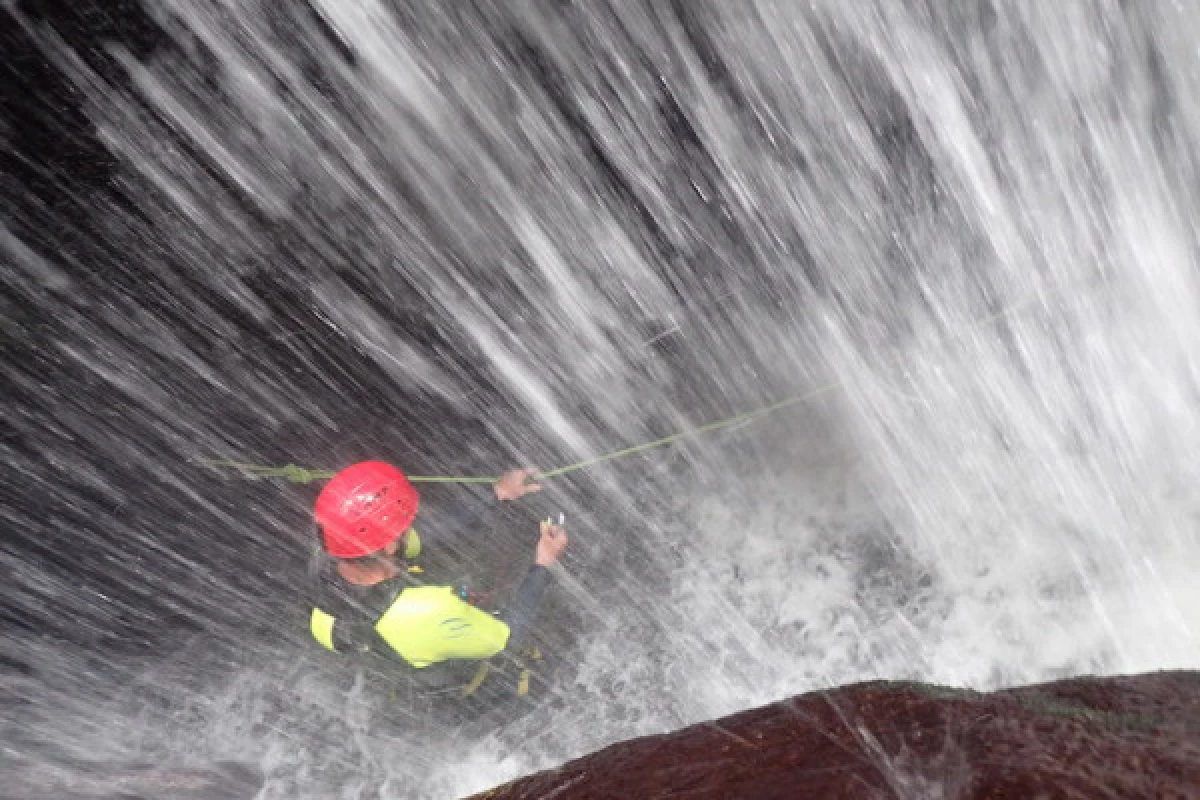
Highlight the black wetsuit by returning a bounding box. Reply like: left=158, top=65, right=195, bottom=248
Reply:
left=311, top=487, right=552, bottom=660
left=311, top=562, right=551, bottom=657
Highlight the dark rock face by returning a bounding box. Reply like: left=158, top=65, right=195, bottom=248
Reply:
left=471, top=671, right=1200, bottom=799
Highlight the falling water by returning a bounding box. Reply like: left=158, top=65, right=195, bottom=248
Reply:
left=3, top=1, right=1198, bottom=797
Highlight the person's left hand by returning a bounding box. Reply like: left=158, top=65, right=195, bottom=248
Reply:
left=493, top=467, right=543, bottom=501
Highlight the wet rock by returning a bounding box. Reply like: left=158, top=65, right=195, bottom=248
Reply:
left=470, top=671, right=1199, bottom=799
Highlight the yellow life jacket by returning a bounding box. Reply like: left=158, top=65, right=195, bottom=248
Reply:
left=309, top=529, right=511, bottom=668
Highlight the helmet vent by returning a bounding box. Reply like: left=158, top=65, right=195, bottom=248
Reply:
left=315, top=462, right=418, bottom=558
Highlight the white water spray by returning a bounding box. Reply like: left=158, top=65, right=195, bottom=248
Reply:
left=3, top=2, right=1198, bottom=798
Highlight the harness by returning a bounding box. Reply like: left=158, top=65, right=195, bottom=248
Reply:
left=310, top=528, right=542, bottom=698
left=310, top=528, right=510, bottom=667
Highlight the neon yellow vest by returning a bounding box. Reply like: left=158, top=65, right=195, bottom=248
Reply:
left=310, top=529, right=511, bottom=668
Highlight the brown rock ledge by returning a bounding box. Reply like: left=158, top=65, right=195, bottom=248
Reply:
left=470, top=671, right=1200, bottom=799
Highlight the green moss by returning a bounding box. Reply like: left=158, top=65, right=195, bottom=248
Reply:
left=847, top=682, right=1168, bottom=733
left=1012, top=691, right=1164, bottom=732
left=857, top=680, right=982, bottom=702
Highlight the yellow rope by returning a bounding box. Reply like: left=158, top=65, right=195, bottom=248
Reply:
left=194, top=384, right=839, bottom=485
left=197, top=274, right=1098, bottom=486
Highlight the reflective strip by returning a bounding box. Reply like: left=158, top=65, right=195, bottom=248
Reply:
left=311, top=608, right=338, bottom=651
left=404, top=528, right=421, bottom=559
left=461, top=661, right=491, bottom=697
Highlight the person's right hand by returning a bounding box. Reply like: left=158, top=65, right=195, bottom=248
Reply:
left=494, top=467, right=543, bottom=501
left=535, top=519, right=569, bottom=566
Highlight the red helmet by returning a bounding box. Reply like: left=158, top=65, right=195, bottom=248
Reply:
left=314, top=461, right=419, bottom=558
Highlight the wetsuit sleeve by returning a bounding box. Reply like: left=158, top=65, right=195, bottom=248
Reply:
left=499, top=565, right=552, bottom=650
left=311, top=567, right=389, bottom=655
left=437, top=487, right=498, bottom=538
left=330, top=618, right=375, bottom=653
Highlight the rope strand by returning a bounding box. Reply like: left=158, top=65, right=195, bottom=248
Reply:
left=196, top=273, right=1103, bottom=486
left=194, top=386, right=836, bottom=485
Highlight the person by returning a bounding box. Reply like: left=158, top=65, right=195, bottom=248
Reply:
left=308, top=461, right=568, bottom=683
